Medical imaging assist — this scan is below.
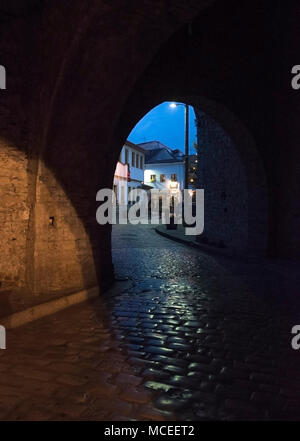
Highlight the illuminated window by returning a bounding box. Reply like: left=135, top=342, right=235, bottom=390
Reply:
left=160, top=174, right=166, bottom=182
left=150, top=174, right=156, bottom=182
left=171, top=173, right=177, bottom=182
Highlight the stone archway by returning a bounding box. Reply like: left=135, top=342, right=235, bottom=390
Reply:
left=0, top=0, right=212, bottom=319
left=1, top=0, right=300, bottom=322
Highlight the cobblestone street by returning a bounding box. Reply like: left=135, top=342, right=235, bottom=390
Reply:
left=1, top=224, right=300, bottom=420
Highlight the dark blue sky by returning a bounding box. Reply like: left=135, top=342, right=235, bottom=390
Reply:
left=128, top=102, right=197, bottom=154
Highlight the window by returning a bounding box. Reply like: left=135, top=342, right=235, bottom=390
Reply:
left=113, top=185, right=117, bottom=202
left=125, top=149, right=129, bottom=164
left=140, top=156, right=143, bottom=169
left=160, top=174, right=166, bottom=182
left=171, top=173, right=177, bottom=181
left=150, top=174, right=156, bottom=182
left=132, top=151, right=135, bottom=167
left=120, top=186, right=125, bottom=204
left=136, top=153, right=139, bottom=168
left=128, top=186, right=131, bottom=202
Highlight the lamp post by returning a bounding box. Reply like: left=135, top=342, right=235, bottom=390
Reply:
left=170, top=102, right=189, bottom=191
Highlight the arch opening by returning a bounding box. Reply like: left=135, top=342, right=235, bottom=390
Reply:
left=111, top=98, right=268, bottom=260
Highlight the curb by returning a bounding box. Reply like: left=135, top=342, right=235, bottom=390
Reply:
left=155, top=227, right=259, bottom=262
left=0, top=286, right=99, bottom=329
left=155, top=226, right=199, bottom=248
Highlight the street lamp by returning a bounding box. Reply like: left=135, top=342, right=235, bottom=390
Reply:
left=169, top=102, right=189, bottom=191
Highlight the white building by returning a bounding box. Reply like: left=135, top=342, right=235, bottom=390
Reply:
left=138, top=141, right=185, bottom=193
left=113, top=140, right=146, bottom=204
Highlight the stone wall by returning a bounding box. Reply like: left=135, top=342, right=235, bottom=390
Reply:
left=195, top=111, right=249, bottom=252
left=193, top=102, right=268, bottom=255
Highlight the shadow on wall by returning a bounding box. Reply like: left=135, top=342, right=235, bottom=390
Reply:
left=0, top=136, right=112, bottom=318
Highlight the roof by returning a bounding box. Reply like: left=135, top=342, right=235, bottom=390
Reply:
left=137, top=141, right=184, bottom=165
left=137, top=141, right=172, bottom=152
left=144, top=148, right=184, bottom=165
left=124, top=140, right=146, bottom=154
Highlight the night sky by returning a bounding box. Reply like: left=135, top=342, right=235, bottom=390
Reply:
left=128, top=102, right=197, bottom=154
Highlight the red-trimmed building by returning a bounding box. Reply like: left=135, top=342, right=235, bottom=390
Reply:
left=113, top=141, right=146, bottom=205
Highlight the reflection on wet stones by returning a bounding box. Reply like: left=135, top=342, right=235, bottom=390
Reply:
left=110, top=225, right=300, bottom=420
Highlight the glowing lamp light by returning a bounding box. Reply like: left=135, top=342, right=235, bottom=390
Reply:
left=169, top=102, right=177, bottom=109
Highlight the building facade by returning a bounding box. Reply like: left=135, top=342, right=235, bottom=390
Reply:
left=138, top=141, right=185, bottom=193
left=113, top=140, right=145, bottom=204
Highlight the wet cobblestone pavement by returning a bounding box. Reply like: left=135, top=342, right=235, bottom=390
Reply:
left=109, top=225, right=300, bottom=420
left=1, top=224, right=300, bottom=420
